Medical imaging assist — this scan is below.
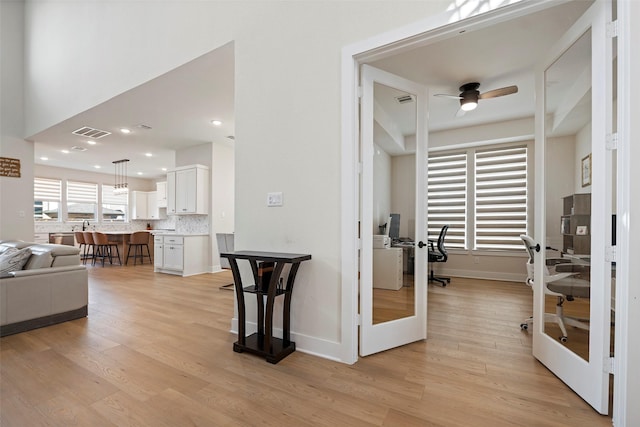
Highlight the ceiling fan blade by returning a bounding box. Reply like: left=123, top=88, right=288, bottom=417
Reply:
left=434, top=93, right=463, bottom=100
left=455, top=107, right=466, bottom=118
left=479, top=85, right=518, bottom=99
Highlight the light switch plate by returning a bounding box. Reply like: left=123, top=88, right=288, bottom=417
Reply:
left=267, top=192, right=283, bottom=207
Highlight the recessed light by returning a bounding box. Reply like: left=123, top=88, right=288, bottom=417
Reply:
left=86, top=140, right=96, bottom=145
left=94, top=165, right=101, bottom=169
left=120, top=128, right=131, bottom=134
left=145, top=153, right=152, bottom=157
left=40, top=157, right=48, bottom=161
left=161, top=167, right=167, bottom=171
left=61, top=149, right=70, bottom=154
left=137, top=172, right=143, bottom=175
left=211, top=120, right=222, bottom=126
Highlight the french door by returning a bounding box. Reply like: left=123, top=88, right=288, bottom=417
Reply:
left=533, top=0, right=613, bottom=413
left=359, top=64, right=429, bottom=356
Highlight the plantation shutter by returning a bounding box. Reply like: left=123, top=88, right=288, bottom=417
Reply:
left=474, top=146, right=528, bottom=250
left=427, top=152, right=467, bottom=249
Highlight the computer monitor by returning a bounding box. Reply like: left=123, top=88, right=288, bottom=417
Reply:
left=389, top=213, right=400, bottom=241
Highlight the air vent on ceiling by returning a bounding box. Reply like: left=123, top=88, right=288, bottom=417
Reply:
left=72, top=126, right=111, bottom=139
left=395, top=95, right=414, bottom=104
left=136, top=124, right=152, bottom=130
left=71, top=146, right=87, bottom=152
left=226, top=135, right=235, bottom=140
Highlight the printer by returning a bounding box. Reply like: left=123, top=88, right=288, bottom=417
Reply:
left=373, top=234, right=391, bottom=249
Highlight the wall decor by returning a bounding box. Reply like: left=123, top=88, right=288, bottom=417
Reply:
left=0, top=157, right=21, bottom=177
left=581, top=153, right=592, bottom=187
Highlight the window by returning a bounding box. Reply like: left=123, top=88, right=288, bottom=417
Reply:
left=67, top=181, right=97, bottom=221
left=34, top=178, right=61, bottom=221
left=102, top=184, right=128, bottom=222
left=474, top=146, right=528, bottom=251
left=427, top=152, right=467, bottom=249
left=427, top=144, right=528, bottom=251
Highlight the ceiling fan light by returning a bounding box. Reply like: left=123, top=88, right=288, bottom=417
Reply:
left=461, top=100, right=477, bottom=111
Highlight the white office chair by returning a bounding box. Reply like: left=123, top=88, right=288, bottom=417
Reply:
left=519, top=235, right=590, bottom=342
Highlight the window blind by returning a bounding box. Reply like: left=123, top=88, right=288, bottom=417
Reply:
left=102, top=184, right=128, bottom=205
left=67, top=181, right=97, bottom=203
left=474, top=146, right=528, bottom=250
left=427, top=152, right=467, bottom=249
left=34, top=178, right=61, bottom=201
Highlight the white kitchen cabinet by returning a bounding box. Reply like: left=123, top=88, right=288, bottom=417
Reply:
left=153, top=234, right=208, bottom=276
left=165, top=165, right=208, bottom=215
left=162, top=236, right=184, bottom=270
left=156, top=181, right=167, bottom=208
left=131, top=191, right=165, bottom=220
left=166, top=172, right=176, bottom=214
left=153, top=236, right=164, bottom=269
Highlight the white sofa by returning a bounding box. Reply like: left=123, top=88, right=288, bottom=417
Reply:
left=0, top=240, right=88, bottom=337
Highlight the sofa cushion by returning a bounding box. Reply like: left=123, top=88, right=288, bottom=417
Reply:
left=0, top=247, right=33, bottom=277
left=24, top=250, right=54, bottom=270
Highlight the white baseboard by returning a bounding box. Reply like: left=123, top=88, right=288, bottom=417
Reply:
left=437, top=268, right=526, bottom=283
left=230, top=318, right=346, bottom=363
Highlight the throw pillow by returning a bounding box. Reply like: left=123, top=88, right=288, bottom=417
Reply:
left=0, top=247, right=33, bottom=277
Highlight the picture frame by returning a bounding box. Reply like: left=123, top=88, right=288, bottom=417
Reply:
left=576, top=225, right=588, bottom=236
left=581, top=153, right=592, bottom=187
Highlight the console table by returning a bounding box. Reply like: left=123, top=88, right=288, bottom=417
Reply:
left=220, top=251, right=311, bottom=363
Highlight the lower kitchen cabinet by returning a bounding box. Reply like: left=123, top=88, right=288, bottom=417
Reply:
left=153, top=234, right=208, bottom=276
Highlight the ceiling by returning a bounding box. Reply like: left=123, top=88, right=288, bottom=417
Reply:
left=31, top=2, right=592, bottom=176
left=30, top=43, right=235, bottom=179
left=369, top=0, right=592, bottom=152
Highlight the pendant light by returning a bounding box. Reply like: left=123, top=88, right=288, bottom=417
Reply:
left=112, top=159, right=130, bottom=194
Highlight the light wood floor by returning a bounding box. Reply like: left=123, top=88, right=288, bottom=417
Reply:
left=1, top=264, right=612, bottom=426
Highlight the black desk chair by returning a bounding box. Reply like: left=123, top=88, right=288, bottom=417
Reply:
left=428, top=225, right=450, bottom=287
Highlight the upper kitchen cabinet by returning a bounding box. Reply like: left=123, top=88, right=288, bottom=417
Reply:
left=156, top=181, right=167, bottom=208
left=166, top=165, right=209, bottom=215
left=131, top=190, right=166, bottom=220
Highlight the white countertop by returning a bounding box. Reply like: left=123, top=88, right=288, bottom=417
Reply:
left=151, top=231, right=209, bottom=237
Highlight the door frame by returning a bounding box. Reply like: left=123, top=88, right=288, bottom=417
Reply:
left=340, top=0, right=630, bottom=421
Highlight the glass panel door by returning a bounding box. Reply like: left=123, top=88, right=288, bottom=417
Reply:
left=534, top=0, right=613, bottom=414
left=360, top=65, right=428, bottom=356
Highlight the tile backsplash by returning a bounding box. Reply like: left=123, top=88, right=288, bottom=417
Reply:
left=35, top=215, right=209, bottom=235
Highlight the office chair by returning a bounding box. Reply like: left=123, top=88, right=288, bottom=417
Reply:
left=519, top=234, right=590, bottom=342
left=428, top=225, right=451, bottom=287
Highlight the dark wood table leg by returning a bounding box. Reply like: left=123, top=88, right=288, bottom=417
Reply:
left=228, top=259, right=246, bottom=349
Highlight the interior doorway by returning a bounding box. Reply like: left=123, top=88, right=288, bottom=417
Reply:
left=342, top=0, right=616, bottom=420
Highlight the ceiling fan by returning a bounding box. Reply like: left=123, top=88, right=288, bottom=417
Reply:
left=435, top=82, right=518, bottom=116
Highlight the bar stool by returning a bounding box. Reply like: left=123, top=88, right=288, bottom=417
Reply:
left=126, top=231, right=152, bottom=265
left=92, top=231, right=122, bottom=266
left=74, top=231, right=88, bottom=264
left=82, top=231, right=96, bottom=265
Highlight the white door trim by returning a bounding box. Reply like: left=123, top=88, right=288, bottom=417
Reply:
left=340, top=0, right=628, bottom=422
left=340, top=0, right=575, bottom=365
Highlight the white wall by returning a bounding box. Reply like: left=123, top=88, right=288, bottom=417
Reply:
left=211, top=142, right=235, bottom=234
left=574, top=122, right=592, bottom=193
left=372, top=144, right=392, bottom=235
left=545, top=135, right=576, bottom=249
left=0, top=1, right=32, bottom=242
left=391, top=154, right=415, bottom=239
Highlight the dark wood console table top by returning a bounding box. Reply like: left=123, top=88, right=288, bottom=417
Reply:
left=220, top=251, right=311, bottom=363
